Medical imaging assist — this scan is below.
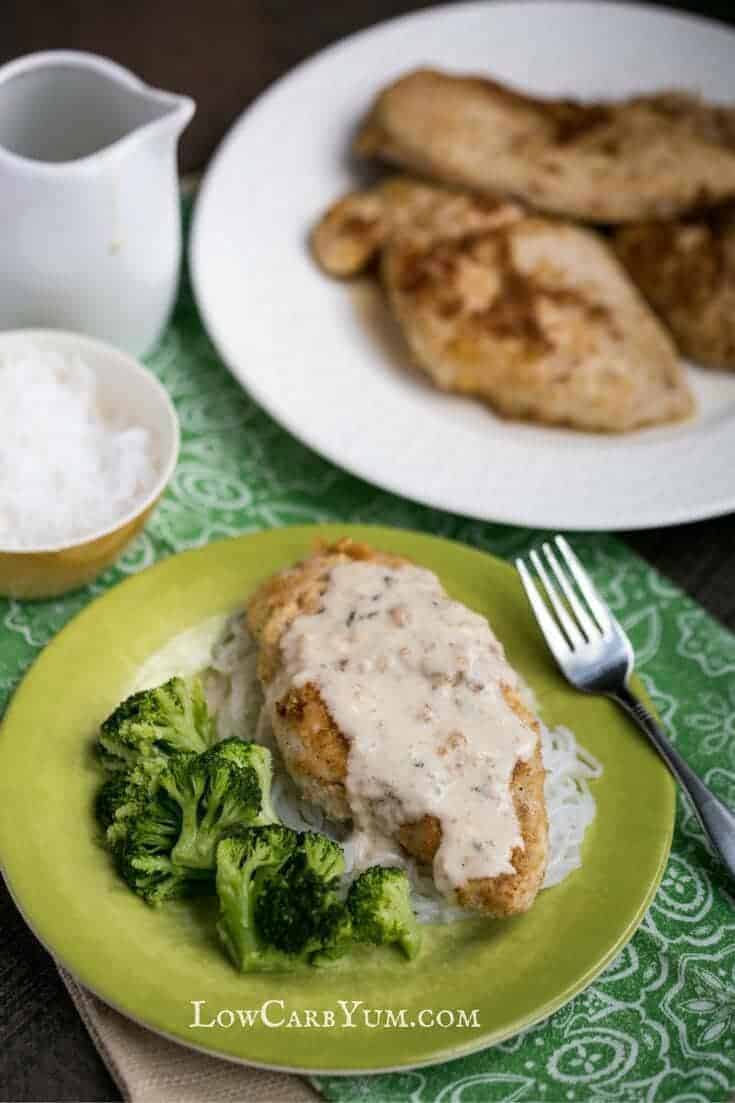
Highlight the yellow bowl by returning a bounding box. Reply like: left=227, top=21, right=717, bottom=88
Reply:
left=0, top=330, right=179, bottom=600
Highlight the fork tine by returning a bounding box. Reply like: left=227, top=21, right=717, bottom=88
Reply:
left=542, top=541, right=598, bottom=642
left=529, top=549, right=584, bottom=648
left=554, top=536, right=613, bottom=633
left=516, top=557, right=571, bottom=662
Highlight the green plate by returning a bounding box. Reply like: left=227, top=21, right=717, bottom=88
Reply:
left=0, top=526, right=675, bottom=1074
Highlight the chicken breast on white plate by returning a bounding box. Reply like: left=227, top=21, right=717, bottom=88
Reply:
left=381, top=209, right=693, bottom=432
left=313, top=177, right=693, bottom=432
left=614, top=208, right=735, bottom=371
left=247, top=539, right=549, bottom=918
left=355, top=69, right=735, bottom=223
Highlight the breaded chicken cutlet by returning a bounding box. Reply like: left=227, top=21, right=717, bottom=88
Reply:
left=247, top=539, right=549, bottom=918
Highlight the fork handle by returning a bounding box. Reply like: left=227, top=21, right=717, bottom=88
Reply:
left=612, top=684, right=735, bottom=880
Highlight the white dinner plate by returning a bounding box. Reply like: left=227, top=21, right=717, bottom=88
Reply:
left=191, top=1, right=735, bottom=531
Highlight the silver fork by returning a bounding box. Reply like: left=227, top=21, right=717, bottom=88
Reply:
left=516, top=535, right=735, bottom=880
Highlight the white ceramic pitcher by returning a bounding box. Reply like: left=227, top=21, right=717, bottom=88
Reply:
left=0, top=51, right=194, bottom=356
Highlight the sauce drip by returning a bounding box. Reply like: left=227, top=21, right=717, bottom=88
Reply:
left=280, top=561, right=537, bottom=895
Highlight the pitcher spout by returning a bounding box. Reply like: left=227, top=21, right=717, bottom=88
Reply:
left=0, top=50, right=194, bottom=166
left=129, top=85, right=195, bottom=146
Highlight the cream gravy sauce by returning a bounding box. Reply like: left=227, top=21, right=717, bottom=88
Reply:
left=280, top=561, right=537, bottom=895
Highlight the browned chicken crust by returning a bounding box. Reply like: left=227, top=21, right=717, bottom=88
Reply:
left=247, top=539, right=549, bottom=917
left=614, top=209, right=735, bottom=371
left=355, top=69, right=735, bottom=223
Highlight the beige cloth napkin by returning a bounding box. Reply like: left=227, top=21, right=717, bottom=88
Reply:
left=58, top=967, right=320, bottom=1103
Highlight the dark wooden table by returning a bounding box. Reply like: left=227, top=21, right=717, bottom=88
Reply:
left=2, top=3, right=735, bottom=1100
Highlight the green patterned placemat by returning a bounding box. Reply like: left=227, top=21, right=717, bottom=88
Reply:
left=1, top=207, right=733, bottom=1103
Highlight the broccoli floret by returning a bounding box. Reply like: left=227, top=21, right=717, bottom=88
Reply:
left=96, top=775, right=141, bottom=832
left=160, top=748, right=265, bottom=872
left=267, top=831, right=352, bottom=963
left=97, top=677, right=215, bottom=772
left=254, top=871, right=329, bottom=954
left=96, top=773, right=148, bottom=851
left=117, top=792, right=206, bottom=905
left=215, top=825, right=301, bottom=972
left=298, top=831, right=346, bottom=881
left=213, top=739, right=278, bottom=824
left=311, top=904, right=353, bottom=966
left=95, top=759, right=166, bottom=853
left=348, top=866, right=422, bottom=960
left=216, top=826, right=353, bottom=972
left=254, top=858, right=350, bottom=964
